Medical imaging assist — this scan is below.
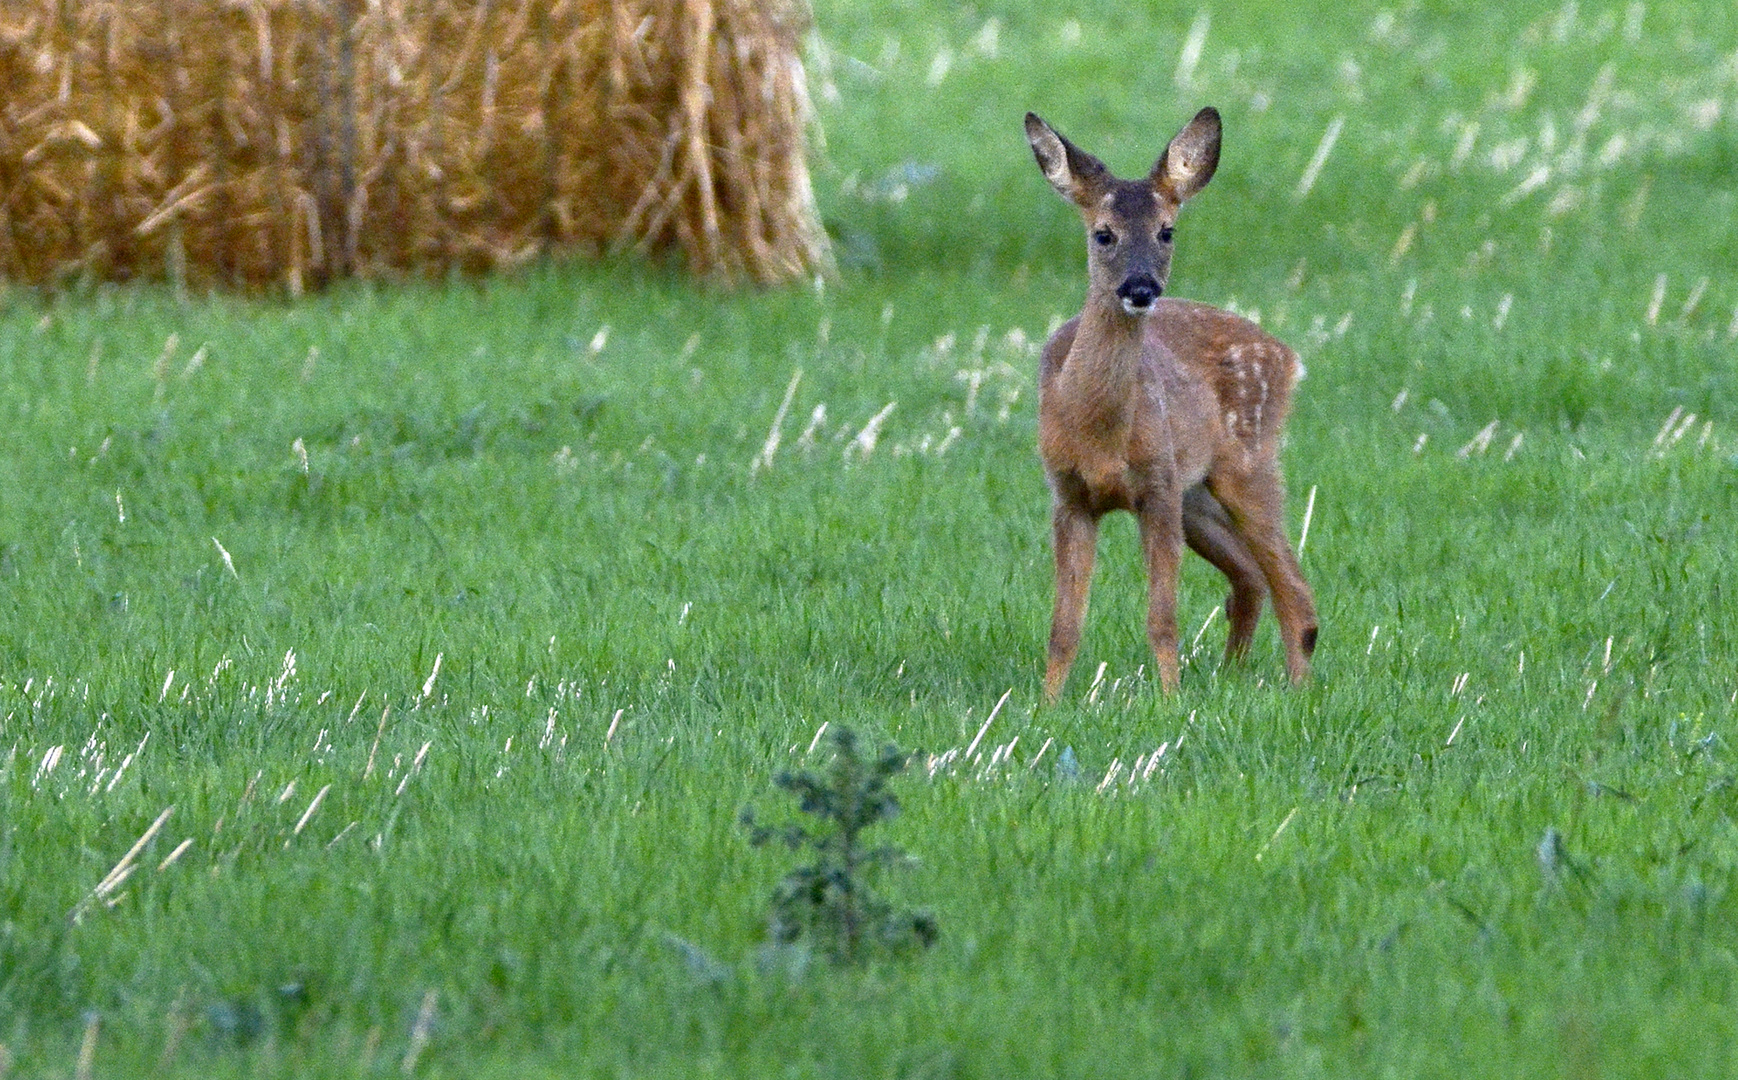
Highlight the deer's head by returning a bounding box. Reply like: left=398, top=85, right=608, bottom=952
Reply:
left=1026, top=108, right=1221, bottom=316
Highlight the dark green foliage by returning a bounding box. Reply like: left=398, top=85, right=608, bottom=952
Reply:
left=743, top=728, right=937, bottom=963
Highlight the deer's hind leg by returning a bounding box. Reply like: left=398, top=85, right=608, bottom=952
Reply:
left=1205, top=463, right=1317, bottom=685
left=1182, top=483, right=1266, bottom=664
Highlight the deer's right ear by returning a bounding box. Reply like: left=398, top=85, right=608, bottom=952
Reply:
left=1152, top=107, right=1221, bottom=204
left=1026, top=113, right=1107, bottom=205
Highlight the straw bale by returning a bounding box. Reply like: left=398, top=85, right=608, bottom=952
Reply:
left=0, top=0, right=829, bottom=291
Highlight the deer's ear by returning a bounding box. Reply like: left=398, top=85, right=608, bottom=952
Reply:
left=1152, top=107, right=1221, bottom=203
left=1026, top=113, right=1109, bottom=206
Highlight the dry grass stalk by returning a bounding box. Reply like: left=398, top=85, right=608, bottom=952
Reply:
left=0, top=0, right=829, bottom=292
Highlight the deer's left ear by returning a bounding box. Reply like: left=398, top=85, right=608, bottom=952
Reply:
left=1027, top=113, right=1110, bottom=207
left=1152, top=107, right=1221, bottom=203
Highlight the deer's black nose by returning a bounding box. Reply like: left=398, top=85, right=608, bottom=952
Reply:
left=1117, top=275, right=1162, bottom=311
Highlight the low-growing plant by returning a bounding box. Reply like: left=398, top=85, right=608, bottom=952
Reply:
left=742, top=727, right=938, bottom=964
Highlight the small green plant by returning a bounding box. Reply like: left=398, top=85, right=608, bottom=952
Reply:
left=742, top=726, right=938, bottom=964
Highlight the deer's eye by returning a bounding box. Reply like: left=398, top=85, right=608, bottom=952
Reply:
left=1092, top=228, right=1117, bottom=247
left=1158, top=226, right=1176, bottom=243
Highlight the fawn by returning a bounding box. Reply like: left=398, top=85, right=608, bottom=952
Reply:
left=1025, top=107, right=1317, bottom=701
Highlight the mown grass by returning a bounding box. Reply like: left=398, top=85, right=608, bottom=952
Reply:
left=2, top=0, right=1737, bottom=1075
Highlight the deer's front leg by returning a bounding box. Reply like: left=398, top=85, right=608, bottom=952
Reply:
left=1045, top=499, right=1099, bottom=703
left=1137, top=490, right=1187, bottom=692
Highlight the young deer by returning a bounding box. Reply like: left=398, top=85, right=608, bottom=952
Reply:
left=1025, top=107, right=1317, bottom=701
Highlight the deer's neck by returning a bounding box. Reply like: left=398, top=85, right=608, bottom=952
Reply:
left=1060, top=299, right=1149, bottom=421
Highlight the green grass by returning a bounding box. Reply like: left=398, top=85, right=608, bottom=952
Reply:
left=3, top=0, right=1738, bottom=1075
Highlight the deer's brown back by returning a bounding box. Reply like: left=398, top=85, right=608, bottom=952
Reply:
left=1145, top=299, right=1298, bottom=457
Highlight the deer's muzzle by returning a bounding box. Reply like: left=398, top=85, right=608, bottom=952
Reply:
left=1116, top=274, right=1162, bottom=314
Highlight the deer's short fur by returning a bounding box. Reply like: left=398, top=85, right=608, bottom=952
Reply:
left=1026, top=107, right=1317, bottom=701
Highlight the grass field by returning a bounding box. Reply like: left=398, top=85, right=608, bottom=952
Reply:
left=3, top=0, right=1737, bottom=1075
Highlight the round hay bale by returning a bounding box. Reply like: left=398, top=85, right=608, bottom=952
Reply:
left=0, top=0, right=830, bottom=292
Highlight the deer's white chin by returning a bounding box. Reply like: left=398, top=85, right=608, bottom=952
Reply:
left=1121, top=298, right=1156, bottom=317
